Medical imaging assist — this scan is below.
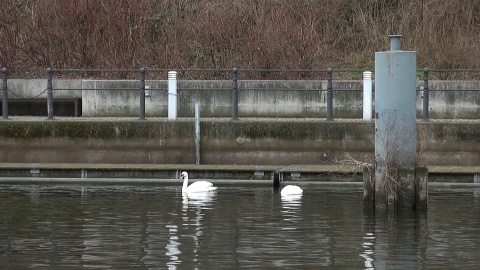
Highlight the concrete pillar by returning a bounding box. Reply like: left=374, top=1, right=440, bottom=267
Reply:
left=415, top=167, right=428, bottom=209
left=363, top=166, right=375, bottom=206
left=373, top=35, right=418, bottom=209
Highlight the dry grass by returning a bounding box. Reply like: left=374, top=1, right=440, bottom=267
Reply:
left=1, top=0, right=479, bottom=78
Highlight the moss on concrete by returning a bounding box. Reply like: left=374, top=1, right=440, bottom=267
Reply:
left=1, top=119, right=480, bottom=165
left=0, top=119, right=375, bottom=142
left=0, top=122, right=47, bottom=139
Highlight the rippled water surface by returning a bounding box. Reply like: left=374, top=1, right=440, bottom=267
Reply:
left=1, top=183, right=480, bottom=269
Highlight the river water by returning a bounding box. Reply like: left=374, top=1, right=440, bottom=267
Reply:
left=0, top=182, right=479, bottom=269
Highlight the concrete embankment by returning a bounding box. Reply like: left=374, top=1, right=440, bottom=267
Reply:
left=1, top=117, right=480, bottom=183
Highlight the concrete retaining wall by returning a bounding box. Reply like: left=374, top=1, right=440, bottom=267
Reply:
left=4, top=79, right=480, bottom=119
left=1, top=119, right=479, bottom=167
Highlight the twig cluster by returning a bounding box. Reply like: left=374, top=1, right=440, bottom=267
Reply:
left=1, top=0, right=479, bottom=79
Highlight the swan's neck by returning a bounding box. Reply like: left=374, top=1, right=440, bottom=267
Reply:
left=182, top=176, right=189, bottom=191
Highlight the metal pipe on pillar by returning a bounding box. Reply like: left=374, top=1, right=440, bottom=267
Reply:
left=195, top=103, right=201, bottom=165
left=168, top=71, right=178, bottom=120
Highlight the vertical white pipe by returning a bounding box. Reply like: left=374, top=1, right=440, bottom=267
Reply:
left=363, top=71, right=373, bottom=121
left=195, top=103, right=200, bottom=165
left=168, top=71, right=177, bottom=119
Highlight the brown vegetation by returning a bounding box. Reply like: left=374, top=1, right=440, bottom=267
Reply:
left=1, top=0, right=479, bottom=78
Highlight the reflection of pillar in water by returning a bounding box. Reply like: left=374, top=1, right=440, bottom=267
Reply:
left=81, top=187, right=88, bottom=204
left=360, top=208, right=376, bottom=269
left=181, top=192, right=216, bottom=268
left=474, top=174, right=480, bottom=199
left=137, top=209, right=148, bottom=269
left=361, top=209, right=428, bottom=268
left=193, top=206, right=203, bottom=264
left=165, top=224, right=181, bottom=268
left=29, top=186, right=40, bottom=204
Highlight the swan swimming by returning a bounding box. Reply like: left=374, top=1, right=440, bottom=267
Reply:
left=181, top=171, right=217, bottom=193
left=280, top=185, right=303, bottom=197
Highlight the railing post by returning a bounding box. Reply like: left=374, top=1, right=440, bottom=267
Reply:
left=327, top=68, right=333, bottom=121
left=139, top=68, right=146, bottom=120
left=2, top=68, right=8, bottom=119
left=422, top=68, right=429, bottom=120
left=47, top=68, right=53, bottom=120
left=232, top=67, right=238, bottom=120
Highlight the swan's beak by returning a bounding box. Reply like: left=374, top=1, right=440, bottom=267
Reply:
left=180, top=175, right=184, bottom=180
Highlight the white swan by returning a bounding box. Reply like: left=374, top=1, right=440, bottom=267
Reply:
left=181, top=171, right=217, bottom=193
left=280, top=185, right=303, bottom=197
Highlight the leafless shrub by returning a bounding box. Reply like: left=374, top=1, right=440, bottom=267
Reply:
left=375, top=110, right=417, bottom=203
left=335, top=153, right=372, bottom=171
left=1, top=0, right=479, bottom=79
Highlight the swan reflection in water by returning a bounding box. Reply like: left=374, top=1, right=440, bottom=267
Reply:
left=162, top=190, right=215, bottom=269
left=165, top=224, right=181, bottom=270
left=182, top=191, right=217, bottom=208
left=280, top=192, right=303, bottom=222
left=165, top=191, right=217, bottom=270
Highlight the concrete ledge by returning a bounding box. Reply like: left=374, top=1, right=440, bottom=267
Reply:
left=0, top=177, right=478, bottom=189
left=427, top=166, right=480, bottom=174
left=427, top=166, right=480, bottom=183
left=0, top=163, right=362, bottom=181
left=0, top=177, right=275, bottom=185
left=0, top=163, right=479, bottom=183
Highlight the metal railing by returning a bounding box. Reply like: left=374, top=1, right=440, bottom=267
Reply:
left=1, top=67, right=480, bottom=120
left=420, top=68, right=480, bottom=120
left=2, top=68, right=7, bottom=119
